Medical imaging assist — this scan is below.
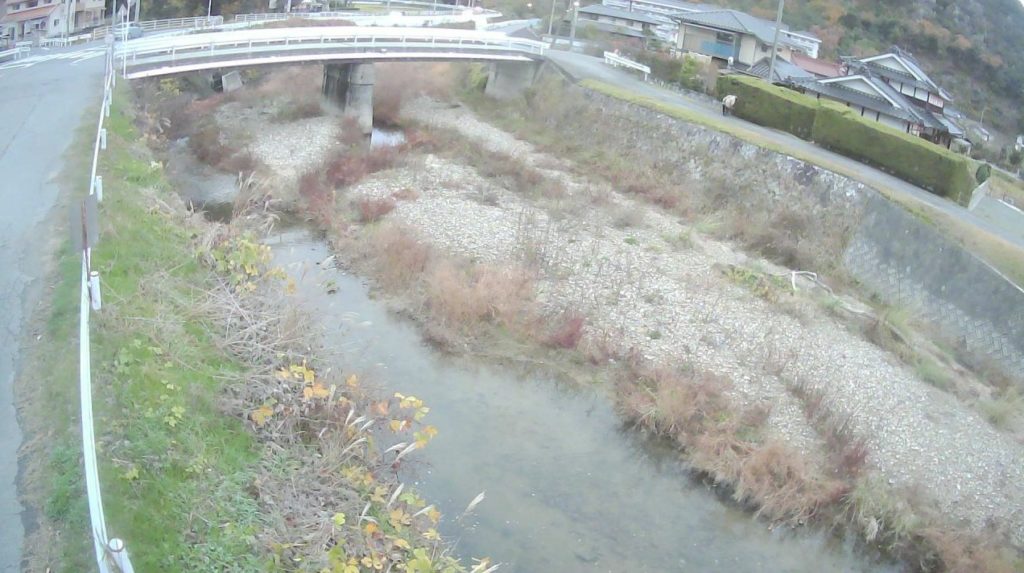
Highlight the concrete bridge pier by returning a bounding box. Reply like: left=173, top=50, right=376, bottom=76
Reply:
left=484, top=60, right=540, bottom=100
left=323, top=62, right=375, bottom=134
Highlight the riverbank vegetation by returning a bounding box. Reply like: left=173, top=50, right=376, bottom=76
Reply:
left=21, top=81, right=487, bottom=573
left=117, top=63, right=1024, bottom=573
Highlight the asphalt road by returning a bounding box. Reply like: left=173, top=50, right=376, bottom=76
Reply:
left=0, top=43, right=105, bottom=572
left=545, top=50, right=1024, bottom=253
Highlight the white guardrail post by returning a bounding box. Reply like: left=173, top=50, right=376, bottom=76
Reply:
left=603, top=51, right=650, bottom=81
left=78, top=43, right=134, bottom=573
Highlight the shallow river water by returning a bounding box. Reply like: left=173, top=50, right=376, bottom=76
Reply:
left=267, top=227, right=897, bottom=573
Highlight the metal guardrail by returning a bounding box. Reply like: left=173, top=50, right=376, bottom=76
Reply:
left=117, top=27, right=546, bottom=79
left=604, top=51, right=650, bottom=81
left=232, top=9, right=464, bottom=22
left=40, top=33, right=92, bottom=47
left=228, top=7, right=500, bottom=29
left=92, top=16, right=224, bottom=40
left=0, top=46, right=29, bottom=61
left=77, top=44, right=136, bottom=573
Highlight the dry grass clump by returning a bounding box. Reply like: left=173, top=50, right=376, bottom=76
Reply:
left=733, top=441, right=848, bottom=523
left=273, top=97, right=323, bottom=123
left=786, top=378, right=869, bottom=480
left=617, top=365, right=846, bottom=524
left=188, top=121, right=262, bottom=175
left=360, top=222, right=432, bottom=290
left=241, top=67, right=326, bottom=123
left=842, top=476, right=1019, bottom=573
left=425, top=261, right=534, bottom=330
left=346, top=221, right=540, bottom=343
left=374, top=63, right=456, bottom=126
left=413, top=124, right=565, bottom=200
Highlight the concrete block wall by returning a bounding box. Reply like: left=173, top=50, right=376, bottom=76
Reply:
left=844, top=194, right=1024, bottom=376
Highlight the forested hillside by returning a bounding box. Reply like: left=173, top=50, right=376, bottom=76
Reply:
left=725, top=0, right=1024, bottom=136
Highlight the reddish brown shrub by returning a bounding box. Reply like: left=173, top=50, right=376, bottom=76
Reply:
left=186, top=93, right=230, bottom=117
left=735, top=441, right=848, bottom=523
left=545, top=312, right=585, bottom=349
left=298, top=171, right=335, bottom=227
left=189, top=124, right=229, bottom=167
left=220, top=151, right=259, bottom=174
left=391, top=187, right=420, bottom=202
left=356, top=197, right=396, bottom=223
left=834, top=437, right=868, bottom=479
left=326, top=148, right=400, bottom=188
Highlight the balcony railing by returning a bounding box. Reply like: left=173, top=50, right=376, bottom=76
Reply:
left=699, top=40, right=735, bottom=60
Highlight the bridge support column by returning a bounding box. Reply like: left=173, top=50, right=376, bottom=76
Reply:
left=484, top=60, right=540, bottom=100
left=323, top=62, right=375, bottom=134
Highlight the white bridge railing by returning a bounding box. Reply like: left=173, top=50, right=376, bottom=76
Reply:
left=92, top=15, right=224, bottom=40
left=228, top=7, right=500, bottom=30
left=604, top=50, right=650, bottom=81
left=117, top=27, right=546, bottom=79
left=231, top=9, right=460, bottom=22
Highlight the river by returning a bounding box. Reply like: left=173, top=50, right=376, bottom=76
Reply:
left=266, top=227, right=896, bottom=573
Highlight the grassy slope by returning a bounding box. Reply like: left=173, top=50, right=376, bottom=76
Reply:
left=30, top=79, right=477, bottom=573
left=29, top=85, right=263, bottom=572
left=580, top=79, right=1024, bottom=286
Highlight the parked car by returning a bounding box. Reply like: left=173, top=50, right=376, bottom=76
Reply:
left=111, top=23, right=144, bottom=40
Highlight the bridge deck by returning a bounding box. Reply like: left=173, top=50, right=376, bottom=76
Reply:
left=118, top=26, right=546, bottom=79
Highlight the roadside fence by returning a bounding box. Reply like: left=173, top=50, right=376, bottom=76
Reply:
left=603, top=50, right=650, bottom=81
left=0, top=46, right=29, bottom=61
left=91, top=15, right=224, bottom=40
left=73, top=42, right=136, bottom=573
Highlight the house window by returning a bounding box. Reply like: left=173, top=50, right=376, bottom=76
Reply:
left=715, top=31, right=733, bottom=43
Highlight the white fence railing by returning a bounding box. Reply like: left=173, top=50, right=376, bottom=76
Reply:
left=232, top=9, right=466, bottom=22
left=92, top=16, right=224, bottom=40
left=0, top=46, right=29, bottom=61
left=604, top=50, right=650, bottom=81
left=117, top=26, right=546, bottom=78
left=77, top=45, right=136, bottom=573
left=228, top=7, right=500, bottom=30
left=39, top=33, right=92, bottom=47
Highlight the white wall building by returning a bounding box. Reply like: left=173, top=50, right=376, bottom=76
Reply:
left=1, top=0, right=65, bottom=41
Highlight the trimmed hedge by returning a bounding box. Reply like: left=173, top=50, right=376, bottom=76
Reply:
left=714, top=74, right=976, bottom=201
left=717, top=75, right=818, bottom=140
left=811, top=102, right=976, bottom=200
